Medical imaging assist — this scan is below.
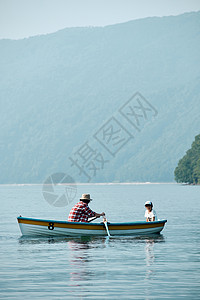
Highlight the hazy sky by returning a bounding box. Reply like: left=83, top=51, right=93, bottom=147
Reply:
left=0, top=0, right=200, bottom=39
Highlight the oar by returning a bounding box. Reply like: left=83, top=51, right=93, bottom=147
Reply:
left=103, top=216, right=111, bottom=237
left=88, top=216, right=99, bottom=223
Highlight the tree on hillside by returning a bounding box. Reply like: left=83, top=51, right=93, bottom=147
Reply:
left=174, top=134, right=200, bottom=184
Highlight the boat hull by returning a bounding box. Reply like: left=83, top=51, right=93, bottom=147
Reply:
left=17, top=217, right=167, bottom=237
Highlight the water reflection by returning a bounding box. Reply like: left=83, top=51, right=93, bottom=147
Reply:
left=18, top=235, right=105, bottom=245
left=18, top=233, right=164, bottom=244
left=144, top=235, right=165, bottom=300
left=144, top=234, right=165, bottom=276
left=18, top=233, right=165, bottom=297
left=145, top=238, right=155, bottom=278
left=67, top=239, right=91, bottom=284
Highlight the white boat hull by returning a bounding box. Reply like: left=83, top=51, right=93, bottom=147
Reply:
left=17, top=217, right=167, bottom=237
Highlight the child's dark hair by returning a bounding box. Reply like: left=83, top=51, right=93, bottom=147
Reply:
left=145, top=202, right=153, bottom=207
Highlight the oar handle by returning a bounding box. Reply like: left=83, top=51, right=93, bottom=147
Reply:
left=103, top=216, right=107, bottom=222
left=88, top=216, right=99, bottom=223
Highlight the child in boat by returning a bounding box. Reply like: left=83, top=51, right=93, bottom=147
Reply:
left=145, top=201, right=157, bottom=222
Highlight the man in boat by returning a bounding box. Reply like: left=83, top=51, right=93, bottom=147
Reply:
left=68, top=194, right=105, bottom=222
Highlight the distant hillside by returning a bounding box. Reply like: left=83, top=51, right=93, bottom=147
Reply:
left=0, top=11, right=200, bottom=183
left=175, top=134, right=200, bottom=184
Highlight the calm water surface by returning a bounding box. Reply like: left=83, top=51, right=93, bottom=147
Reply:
left=0, top=183, right=199, bottom=299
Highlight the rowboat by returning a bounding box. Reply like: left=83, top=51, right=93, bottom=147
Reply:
left=17, top=216, right=167, bottom=237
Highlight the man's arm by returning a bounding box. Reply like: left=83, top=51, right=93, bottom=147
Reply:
left=95, top=212, right=105, bottom=218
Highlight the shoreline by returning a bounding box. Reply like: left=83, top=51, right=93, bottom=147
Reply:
left=0, top=182, right=181, bottom=186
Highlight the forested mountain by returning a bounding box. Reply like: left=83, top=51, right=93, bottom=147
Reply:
left=174, top=134, right=200, bottom=184
left=0, top=11, right=200, bottom=183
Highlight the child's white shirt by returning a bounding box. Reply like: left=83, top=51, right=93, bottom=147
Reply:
left=145, top=209, right=157, bottom=221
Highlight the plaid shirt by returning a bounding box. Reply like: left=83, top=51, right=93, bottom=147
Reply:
left=68, top=201, right=96, bottom=222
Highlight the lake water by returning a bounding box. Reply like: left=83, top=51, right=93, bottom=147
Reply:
left=0, top=183, right=199, bottom=299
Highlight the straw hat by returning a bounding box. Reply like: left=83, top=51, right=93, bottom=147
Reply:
left=80, top=194, right=92, bottom=201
